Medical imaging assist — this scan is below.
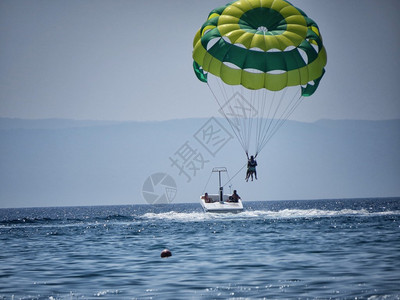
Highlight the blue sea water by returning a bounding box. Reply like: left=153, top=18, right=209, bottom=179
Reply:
left=0, top=198, right=399, bottom=299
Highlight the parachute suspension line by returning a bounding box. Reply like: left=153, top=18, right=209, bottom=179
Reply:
left=247, top=89, right=256, bottom=157
left=253, top=89, right=277, bottom=157
left=255, top=88, right=272, bottom=157
left=260, top=95, right=303, bottom=152
left=256, top=29, right=297, bottom=156
left=257, top=88, right=288, bottom=155
left=235, top=84, right=252, bottom=155
left=207, top=77, right=305, bottom=158
left=254, top=27, right=275, bottom=157
left=250, top=90, right=258, bottom=158
left=235, top=84, right=248, bottom=154
left=217, top=75, right=230, bottom=102
left=207, top=81, right=248, bottom=154
left=267, top=89, right=303, bottom=144
left=254, top=89, right=261, bottom=153
left=264, top=61, right=307, bottom=147
left=257, top=89, right=304, bottom=154
left=226, top=83, right=250, bottom=154
left=253, top=88, right=263, bottom=156
left=245, top=85, right=256, bottom=157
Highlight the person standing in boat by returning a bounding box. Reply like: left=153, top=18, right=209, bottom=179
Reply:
left=230, top=190, right=241, bottom=202
left=246, top=154, right=258, bottom=182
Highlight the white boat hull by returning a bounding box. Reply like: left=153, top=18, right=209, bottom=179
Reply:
left=200, top=194, right=244, bottom=213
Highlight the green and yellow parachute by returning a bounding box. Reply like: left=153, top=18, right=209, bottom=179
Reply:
left=193, top=0, right=327, bottom=156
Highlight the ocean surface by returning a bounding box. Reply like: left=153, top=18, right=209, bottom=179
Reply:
left=0, top=198, right=399, bottom=299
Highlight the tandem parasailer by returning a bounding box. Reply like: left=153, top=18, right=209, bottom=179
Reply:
left=192, top=0, right=327, bottom=182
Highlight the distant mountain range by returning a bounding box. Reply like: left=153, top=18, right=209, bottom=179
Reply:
left=1, top=118, right=399, bottom=208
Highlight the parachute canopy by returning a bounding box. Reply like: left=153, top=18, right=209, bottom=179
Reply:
left=192, top=0, right=327, bottom=156
left=193, top=0, right=326, bottom=96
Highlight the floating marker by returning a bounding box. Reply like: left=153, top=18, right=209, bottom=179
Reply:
left=161, top=249, right=172, bottom=258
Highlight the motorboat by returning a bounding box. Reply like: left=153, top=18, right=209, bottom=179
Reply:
left=200, top=167, right=244, bottom=213
left=199, top=193, right=244, bottom=213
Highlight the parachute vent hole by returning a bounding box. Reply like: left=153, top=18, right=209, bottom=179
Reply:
left=207, top=38, right=220, bottom=51
left=298, top=48, right=308, bottom=64
left=307, top=39, right=319, bottom=53
left=257, top=26, right=268, bottom=32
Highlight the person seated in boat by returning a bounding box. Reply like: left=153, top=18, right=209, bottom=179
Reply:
left=201, top=193, right=212, bottom=203
left=245, top=154, right=258, bottom=182
left=229, top=190, right=241, bottom=203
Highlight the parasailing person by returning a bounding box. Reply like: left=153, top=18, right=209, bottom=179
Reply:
left=246, top=154, right=258, bottom=182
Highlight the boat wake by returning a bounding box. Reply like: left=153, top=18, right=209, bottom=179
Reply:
left=142, top=208, right=400, bottom=222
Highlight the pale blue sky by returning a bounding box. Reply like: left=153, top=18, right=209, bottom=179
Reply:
left=1, top=0, right=399, bottom=122
left=1, top=1, right=400, bottom=208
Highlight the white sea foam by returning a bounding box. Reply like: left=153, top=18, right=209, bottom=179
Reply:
left=94, top=289, right=120, bottom=297
left=143, top=211, right=213, bottom=222
left=142, top=209, right=400, bottom=222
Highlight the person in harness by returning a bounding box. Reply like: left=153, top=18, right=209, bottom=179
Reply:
left=246, top=154, right=258, bottom=182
